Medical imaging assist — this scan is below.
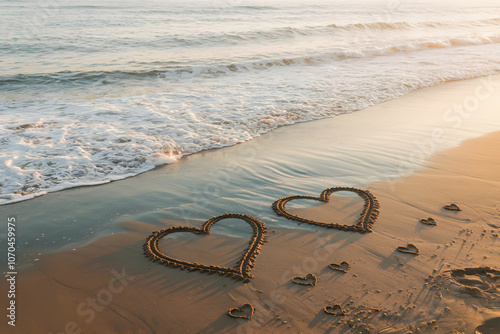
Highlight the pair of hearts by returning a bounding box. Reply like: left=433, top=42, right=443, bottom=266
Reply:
left=144, top=187, right=379, bottom=280
left=292, top=261, right=349, bottom=287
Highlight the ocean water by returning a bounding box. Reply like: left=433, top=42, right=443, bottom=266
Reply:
left=1, top=0, right=500, bottom=205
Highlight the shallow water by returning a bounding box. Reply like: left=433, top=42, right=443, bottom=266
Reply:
left=1, top=0, right=500, bottom=204
left=2, top=75, right=500, bottom=265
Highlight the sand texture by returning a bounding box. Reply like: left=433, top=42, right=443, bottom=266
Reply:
left=2, top=129, right=499, bottom=334
left=272, top=187, right=380, bottom=233
left=2, top=75, right=500, bottom=334
left=143, top=214, right=267, bottom=281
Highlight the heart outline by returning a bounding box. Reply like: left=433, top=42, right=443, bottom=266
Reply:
left=329, top=261, right=350, bottom=273
left=272, top=187, right=380, bottom=233
left=228, top=303, right=254, bottom=320
left=420, top=217, right=437, bottom=226
left=324, top=304, right=346, bottom=316
left=143, top=213, right=267, bottom=281
left=396, top=243, right=420, bottom=255
left=443, top=203, right=461, bottom=211
left=292, top=273, right=317, bottom=286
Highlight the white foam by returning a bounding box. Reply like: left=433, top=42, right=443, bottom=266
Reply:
left=1, top=0, right=500, bottom=204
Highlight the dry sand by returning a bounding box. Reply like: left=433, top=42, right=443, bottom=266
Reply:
left=2, top=129, right=499, bottom=333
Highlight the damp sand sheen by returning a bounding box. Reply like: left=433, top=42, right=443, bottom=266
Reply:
left=0, top=76, right=499, bottom=333
left=3, top=0, right=500, bottom=205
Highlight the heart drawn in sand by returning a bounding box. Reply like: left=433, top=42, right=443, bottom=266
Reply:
left=228, top=303, right=255, bottom=320
left=143, top=213, right=267, bottom=281
left=420, top=217, right=437, bottom=226
left=329, top=261, right=350, bottom=273
left=272, top=187, right=379, bottom=233
left=396, top=243, right=420, bottom=255
left=324, top=304, right=346, bottom=316
left=443, top=203, right=461, bottom=211
left=292, top=273, right=317, bottom=286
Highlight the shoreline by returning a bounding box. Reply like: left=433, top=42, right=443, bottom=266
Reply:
left=1, top=129, right=499, bottom=333
left=2, top=73, right=500, bottom=260
left=1, top=74, right=500, bottom=261
left=0, top=75, right=500, bottom=259
left=2, top=72, right=500, bottom=208
left=1, top=74, right=500, bottom=332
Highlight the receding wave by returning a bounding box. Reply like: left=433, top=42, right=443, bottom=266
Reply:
left=2, top=0, right=500, bottom=209
left=329, top=17, right=500, bottom=31
left=3, top=33, right=500, bottom=89
left=2, top=65, right=499, bottom=206
left=329, top=21, right=415, bottom=30
left=0, top=70, right=164, bottom=87
left=172, top=17, right=500, bottom=45
left=146, top=17, right=500, bottom=46
left=233, top=5, right=278, bottom=10
left=5, top=17, right=500, bottom=54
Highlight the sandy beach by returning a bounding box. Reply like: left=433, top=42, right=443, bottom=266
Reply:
left=3, top=1, right=500, bottom=333
left=1, top=75, right=499, bottom=334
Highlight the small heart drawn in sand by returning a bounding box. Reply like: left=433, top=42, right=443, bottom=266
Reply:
left=397, top=243, right=420, bottom=255
left=324, top=304, right=346, bottom=316
left=143, top=214, right=267, bottom=281
left=292, top=273, right=317, bottom=286
left=443, top=203, right=461, bottom=211
left=228, top=303, right=254, bottom=320
left=420, top=217, right=437, bottom=226
left=329, top=261, right=350, bottom=273
left=272, top=187, right=380, bottom=233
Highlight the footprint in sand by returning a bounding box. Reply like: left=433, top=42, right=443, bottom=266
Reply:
left=475, top=317, right=500, bottom=334
left=446, top=267, right=500, bottom=301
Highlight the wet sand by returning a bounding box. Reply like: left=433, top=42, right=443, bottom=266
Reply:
left=1, top=76, right=500, bottom=333
left=2, top=131, right=499, bottom=333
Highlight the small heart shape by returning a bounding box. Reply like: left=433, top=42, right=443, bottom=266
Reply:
left=397, top=243, right=420, bottom=255
left=143, top=213, right=267, bottom=281
left=443, top=203, right=461, bottom=211
left=324, top=304, right=346, bottom=316
left=228, top=303, right=254, bottom=320
left=420, top=217, right=437, bottom=226
left=329, top=261, right=350, bottom=273
left=272, top=187, right=379, bottom=233
left=292, top=273, right=317, bottom=286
